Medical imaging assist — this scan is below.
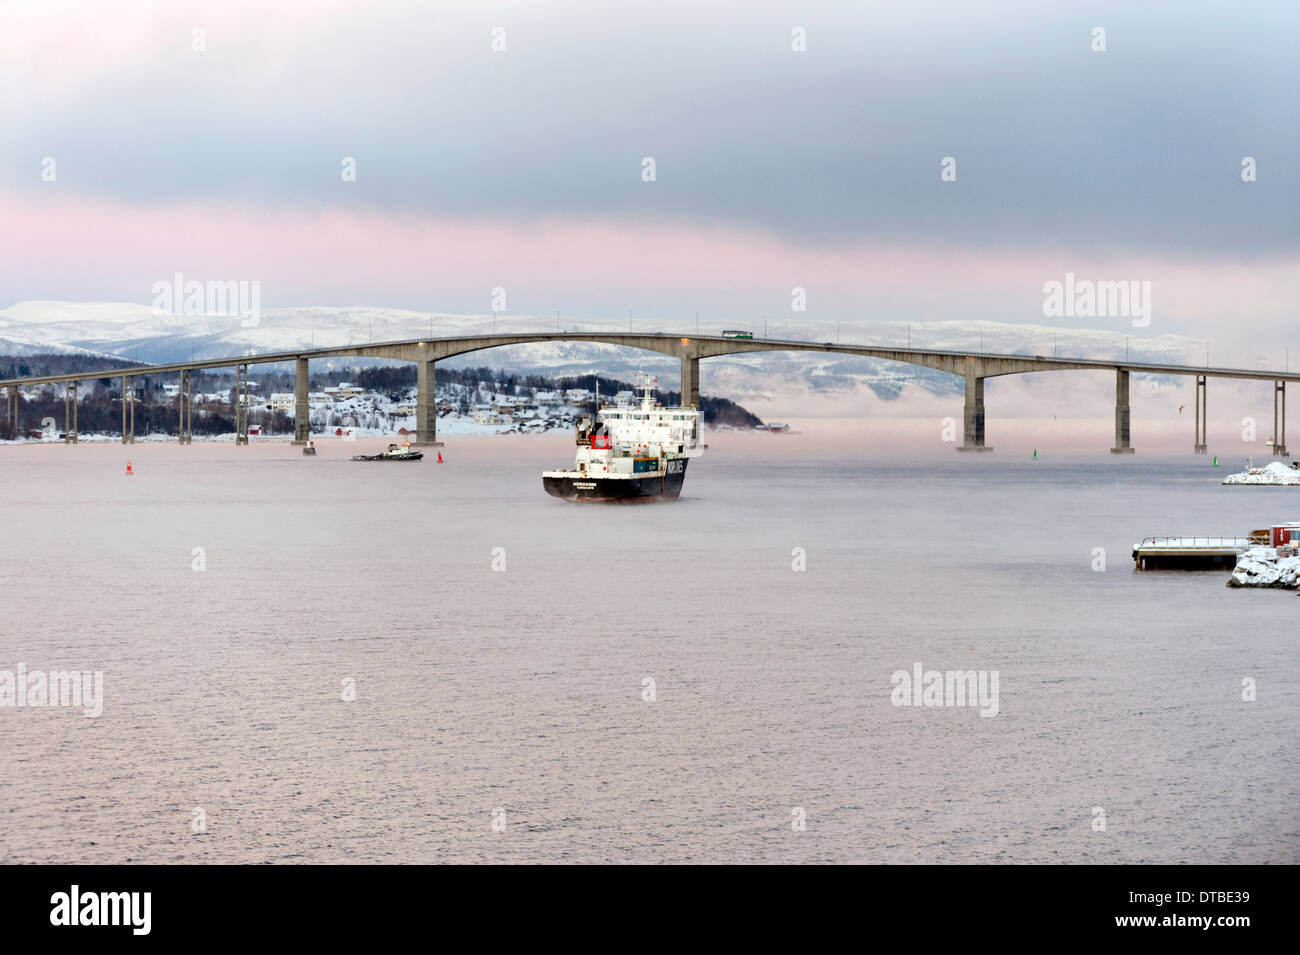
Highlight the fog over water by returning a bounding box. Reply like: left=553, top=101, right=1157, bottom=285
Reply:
left=0, top=431, right=1295, bottom=863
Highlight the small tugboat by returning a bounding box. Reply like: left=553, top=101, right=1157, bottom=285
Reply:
left=302, top=440, right=317, bottom=456
left=351, top=442, right=424, bottom=462
left=542, top=374, right=702, bottom=501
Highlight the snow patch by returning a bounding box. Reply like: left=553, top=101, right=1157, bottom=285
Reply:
left=1222, top=461, right=1300, bottom=485
left=1228, top=546, right=1300, bottom=588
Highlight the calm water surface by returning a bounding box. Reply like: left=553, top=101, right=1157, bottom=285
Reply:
left=1, top=433, right=1296, bottom=863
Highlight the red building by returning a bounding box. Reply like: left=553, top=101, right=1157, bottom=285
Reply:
left=1270, top=523, right=1300, bottom=547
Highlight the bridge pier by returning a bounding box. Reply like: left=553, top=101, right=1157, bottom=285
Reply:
left=178, top=370, right=192, bottom=444
left=1274, top=381, right=1288, bottom=457
left=1194, top=375, right=1207, bottom=454
left=1111, top=368, right=1134, bottom=453
left=957, top=372, right=992, bottom=452
left=120, top=375, right=136, bottom=444
left=235, top=363, right=249, bottom=445
left=64, top=380, right=77, bottom=444
left=293, top=357, right=310, bottom=444
left=681, top=355, right=700, bottom=408
left=414, top=359, right=443, bottom=446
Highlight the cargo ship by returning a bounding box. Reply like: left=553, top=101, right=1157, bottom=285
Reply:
left=542, top=376, right=703, bottom=501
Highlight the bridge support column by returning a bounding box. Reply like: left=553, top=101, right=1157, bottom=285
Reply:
left=1111, top=369, right=1134, bottom=453
left=680, top=355, right=700, bottom=408
left=120, top=375, right=135, bottom=444
left=235, top=363, right=249, bottom=445
left=65, top=380, right=78, bottom=444
left=293, top=357, right=309, bottom=444
left=1194, top=375, right=1207, bottom=454
left=414, top=359, right=443, bottom=446
left=178, top=370, right=192, bottom=444
left=1274, top=381, right=1287, bottom=457
left=957, top=372, right=992, bottom=452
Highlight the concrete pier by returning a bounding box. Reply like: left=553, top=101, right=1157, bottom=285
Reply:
left=414, top=359, right=443, bottom=446
left=293, top=357, right=309, bottom=444
left=1194, top=375, right=1207, bottom=454
left=681, top=355, right=700, bottom=408
left=121, top=375, right=135, bottom=444
left=178, top=369, right=192, bottom=444
left=957, top=371, right=991, bottom=452
left=1111, top=368, right=1134, bottom=453
left=64, top=380, right=77, bottom=444
left=1274, top=381, right=1288, bottom=456
left=235, top=364, right=249, bottom=445
left=1133, top=536, right=1255, bottom=570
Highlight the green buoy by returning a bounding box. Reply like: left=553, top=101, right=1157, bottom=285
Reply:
left=1033, top=449, right=1037, bottom=459
left=1213, top=455, right=1218, bottom=466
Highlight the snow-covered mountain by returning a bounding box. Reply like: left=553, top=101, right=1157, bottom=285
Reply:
left=0, top=300, right=1240, bottom=407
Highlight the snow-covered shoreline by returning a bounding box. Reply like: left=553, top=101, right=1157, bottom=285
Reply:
left=1228, top=546, right=1300, bottom=588
left=1222, top=460, right=1300, bottom=485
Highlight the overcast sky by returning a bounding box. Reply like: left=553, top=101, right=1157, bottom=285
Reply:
left=1, top=0, right=1296, bottom=344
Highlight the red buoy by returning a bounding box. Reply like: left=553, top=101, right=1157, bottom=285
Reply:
left=125, top=461, right=133, bottom=476
left=437, top=451, right=443, bottom=463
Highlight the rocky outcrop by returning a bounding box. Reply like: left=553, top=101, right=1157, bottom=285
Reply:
left=1228, top=546, right=1300, bottom=587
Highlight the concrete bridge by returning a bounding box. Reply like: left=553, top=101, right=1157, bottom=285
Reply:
left=2, top=332, right=1296, bottom=454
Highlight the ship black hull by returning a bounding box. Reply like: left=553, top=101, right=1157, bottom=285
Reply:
left=543, top=460, right=688, bottom=502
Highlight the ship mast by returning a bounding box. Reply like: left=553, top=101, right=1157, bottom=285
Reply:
left=641, top=372, right=657, bottom=409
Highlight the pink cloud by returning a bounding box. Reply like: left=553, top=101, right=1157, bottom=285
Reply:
left=2, top=192, right=1296, bottom=332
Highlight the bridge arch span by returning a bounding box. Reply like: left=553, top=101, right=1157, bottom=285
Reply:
left=3, top=331, right=1296, bottom=454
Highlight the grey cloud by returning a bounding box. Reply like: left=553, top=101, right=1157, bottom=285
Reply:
left=1, top=0, right=1297, bottom=255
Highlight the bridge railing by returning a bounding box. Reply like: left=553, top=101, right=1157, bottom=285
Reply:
left=1136, top=536, right=1261, bottom=548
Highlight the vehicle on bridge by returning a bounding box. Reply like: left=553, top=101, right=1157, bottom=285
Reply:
left=542, top=376, right=702, bottom=501
left=721, top=329, right=753, bottom=339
